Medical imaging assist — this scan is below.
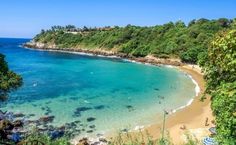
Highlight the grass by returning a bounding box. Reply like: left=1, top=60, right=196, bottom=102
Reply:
left=108, top=130, right=200, bottom=145
left=0, top=129, right=201, bottom=145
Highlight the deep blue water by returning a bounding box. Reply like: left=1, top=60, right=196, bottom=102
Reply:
left=0, top=38, right=196, bottom=137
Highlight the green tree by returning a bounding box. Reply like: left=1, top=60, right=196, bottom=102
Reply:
left=0, top=54, right=22, bottom=101
left=211, top=82, right=236, bottom=144
left=33, top=18, right=234, bottom=63
left=202, top=30, right=236, bottom=144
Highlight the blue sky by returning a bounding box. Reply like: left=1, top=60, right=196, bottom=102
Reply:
left=0, top=0, right=235, bottom=38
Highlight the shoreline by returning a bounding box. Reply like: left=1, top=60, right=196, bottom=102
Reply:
left=23, top=43, right=214, bottom=144
left=142, top=65, right=214, bottom=144
left=109, top=65, right=213, bottom=145
left=23, top=42, right=182, bottom=66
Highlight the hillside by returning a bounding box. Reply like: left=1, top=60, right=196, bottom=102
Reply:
left=28, top=18, right=235, bottom=64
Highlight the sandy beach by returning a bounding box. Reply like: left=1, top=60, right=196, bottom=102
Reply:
left=107, top=64, right=214, bottom=145
left=134, top=65, right=214, bottom=144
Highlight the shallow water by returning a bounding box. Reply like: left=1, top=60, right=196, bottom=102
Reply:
left=0, top=38, right=196, bottom=137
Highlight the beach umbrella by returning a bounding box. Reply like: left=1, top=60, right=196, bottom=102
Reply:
left=203, top=137, right=218, bottom=145
left=209, top=127, right=217, bottom=134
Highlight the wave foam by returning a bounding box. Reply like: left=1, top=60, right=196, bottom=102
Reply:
left=170, top=74, right=200, bottom=114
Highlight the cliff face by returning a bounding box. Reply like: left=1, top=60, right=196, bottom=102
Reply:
left=24, top=41, right=126, bottom=57
left=24, top=41, right=182, bottom=66
left=25, top=41, right=57, bottom=49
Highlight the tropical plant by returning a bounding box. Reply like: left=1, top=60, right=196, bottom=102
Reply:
left=33, top=18, right=235, bottom=64
left=0, top=54, right=22, bottom=101
left=201, top=30, right=236, bottom=144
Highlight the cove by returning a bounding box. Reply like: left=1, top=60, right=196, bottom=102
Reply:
left=0, top=38, right=196, bottom=138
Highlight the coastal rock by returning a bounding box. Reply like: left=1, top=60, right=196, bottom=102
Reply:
left=13, top=120, right=23, bottom=127
left=24, top=42, right=183, bottom=66
left=77, top=138, right=89, bottom=145
left=39, top=115, right=55, bottom=123
left=99, top=138, right=108, bottom=143
left=0, top=119, right=14, bottom=131
left=13, top=113, right=25, bottom=118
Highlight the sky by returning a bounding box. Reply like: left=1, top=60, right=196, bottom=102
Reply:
left=0, top=0, right=235, bottom=38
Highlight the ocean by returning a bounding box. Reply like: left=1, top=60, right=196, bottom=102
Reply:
left=0, top=38, right=196, bottom=138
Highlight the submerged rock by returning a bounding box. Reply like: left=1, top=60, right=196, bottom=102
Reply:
left=86, top=130, right=93, bottom=133
left=39, top=116, right=55, bottom=123
left=28, top=114, right=35, bottom=117
left=87, top=117, right=96, bottom=122
left=99, top=138, right=108, bottom=143
left=96, top=133, right=104, bottom=137
left=13, top=113, right=25, bottom=118
left=89, top=125, right=96, bottom=128
left=69, top=97, right=79, bottom=101
left=45, top=101, right=52, bottom=104
left=41, top=107, right=46, bottom=110
left=74, top=120, right=81, bottom=124
left=74, top=107, right=92, bottom=117
left=126, top=105, right=135, bottom=112
left=121, top=128, right=129, bottom=133
left=32, top=104, right=37, bottom=107
left=94, top=105, right=105, bottom=110
left=76, top=107, right=92, bottom=112
left=154, top=88, right=159, bottom=91
left=44, top=112, right=50, bottom=115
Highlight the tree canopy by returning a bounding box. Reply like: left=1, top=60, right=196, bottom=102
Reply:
left=201, top=30, right=236, bottom=144
left=0, top=54, right=22, bottom=101
left=34, top=18, right=235, bottom=64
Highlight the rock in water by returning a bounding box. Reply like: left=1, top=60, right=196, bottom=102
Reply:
left=39, top=116, right=55, bottom=123
left=87, top=117, right=96, bottom=122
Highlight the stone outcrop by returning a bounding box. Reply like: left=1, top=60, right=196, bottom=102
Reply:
left=24, top=41, right=183, bottom=66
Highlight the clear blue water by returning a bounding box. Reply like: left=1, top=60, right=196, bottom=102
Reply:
left=0, top=38, right=196, bottom=137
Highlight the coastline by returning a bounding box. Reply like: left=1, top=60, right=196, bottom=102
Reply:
left=106, top=65, right=213, bottom=145
left=23, top=42, right=182, bottom=66
left=142, top=65, right=214, bottom=144
left=23, top=42, right=214, bottom=144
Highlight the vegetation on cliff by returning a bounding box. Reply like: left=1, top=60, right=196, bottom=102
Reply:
left=33, top=18, right=235, bottom=64
left=0, top=54, right=22, bottom=101
left=201, top=30, right=236, bottom=144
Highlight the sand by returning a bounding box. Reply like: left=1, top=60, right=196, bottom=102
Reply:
left=140, top=64, right=215, bottom=144
left=105, top=64, right=215, bottom=145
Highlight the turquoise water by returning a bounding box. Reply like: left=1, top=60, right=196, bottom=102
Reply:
left=0, top=38, right=196, bottom=137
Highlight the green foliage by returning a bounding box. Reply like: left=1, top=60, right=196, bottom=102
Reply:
left=109, top=131, right=173, bottom=145
left=202, top=30, right=236, bottom=144
left=23, top=132, right=71, bottom=145
left=203, top=30, right=236, bottom=91
left=211, top=82, right=236, bottom=144
left=33, top=18, right=234, bottom=63
left=0, top=54, right=22, bottom=100
left=109, top=130, right=201, bottom=145
left=180, top=47, right=203, bottom=64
